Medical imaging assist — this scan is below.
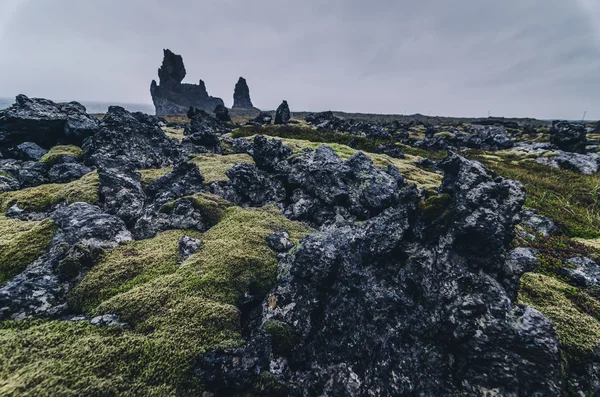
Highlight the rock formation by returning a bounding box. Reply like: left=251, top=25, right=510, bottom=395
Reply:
left=274, top=100, right=291, bottom=124
left=150, top=49, right=224, bottom=116
left=232, top=77, right=254, bottom=109
left=549, top=120, right=587, bottom=153
left=213, top=104, right=231, bottom=122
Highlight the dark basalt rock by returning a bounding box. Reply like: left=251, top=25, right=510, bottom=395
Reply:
left=252, top=135, right=292, bottom=172
left=83, top=106, right=183, bottom=169
left=248, top=112, right=273, bottom=126
left=461, top=124, right=514, bottom=150
left=17, top=161, right=49, bottom=188
left=226, top=163, right=286, bottom=207
left=305, top=111, right=391, bottom=140
left=536, top=151, right=600, bottom=175
left=150, top=49, right=224, bottom=116
left=179, top=235, right=202, bottom=262
left=214, top=104, right=232, bottom=122
left=15, top=142, right=48, bottom=161
left=0, top=203, right=131, bottom=320
left=274, top=100, right=291, bottom=125
left=48, top=163, right=92, bottom=184
left=98, top=167, right=146, bottom=227
left=266, top=231, right=295, bottom=252
left=561, top=257, right=600, bottom=289
left=146, top=161, right=205, bottom=208
left=198, top=154, right=561, bottom=396
left=232, top=77, right=254, bottom=109
left=0, top=95, right=98, bottom=148
left=181, top=107, right=229, bottom=154
left=549, top=120, right=587, bottom=153
left=520, top=208, right=556, bottom=237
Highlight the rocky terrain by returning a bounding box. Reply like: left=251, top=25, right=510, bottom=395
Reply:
left=1, top=94, right=600, bottom=396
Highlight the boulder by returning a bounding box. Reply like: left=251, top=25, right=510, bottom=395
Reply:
left=520, top=208, right=557, bottom=236
left=561, top=257, right=600, bottom=288
left=98, top=167, right=146, bottom=227
left=274, top=100, right=291, bottom=125
left=48, top=163, right=92, bottom=184
left=232, top=77, right=254, bottom=109
left=15, top=142, right=48, bottom=161
left=248, top=112, right=273, bottom=126
left=150, top=49, right=224, bottom=116
left=0, top=95, right=98, bottom=147
left=178, top=235, right=202, bottom=262
left=181, top=107, right=229, bottom=154
left=549, top=120, right=587, bottom=153
left=83, top=106, right=183, bottom=169
left=213, top=104, right=232, bottom=122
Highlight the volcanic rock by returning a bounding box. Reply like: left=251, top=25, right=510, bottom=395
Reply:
left=549, top=120, right=587, bottom=153
left=214, top=104, right=232, bottom=122
left=0, top=95, right=98, bottom=148
left=274, top=100, right=291, bottom=125
left=232, top=77, right=254, bottom=109
left=83, top=106, right=183, bottom=169
left=150, top=49, right=224, bottom=116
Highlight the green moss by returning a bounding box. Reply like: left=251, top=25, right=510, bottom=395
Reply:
left=434, top=131, right=455, bottom=139
left=519, top=273, right=600, bottom=367
left=68, top=229, right=203, bottom=313
left=469, top=151, right=600, bottom=238
left=190, top=153, right=255, bottom=184
left=159, top=192, right=231, bottom=225
left=264, top=320, right=300, bottom=355
left=0, top=170, right=11, bottom=179
left=0, top=171, right=99, bottom=212
left=0, top=216, right=56, bottom=284
left=418, top=193, right=452, bottom=221
left=239, top=135, right=442, bottom=188
left=0, top=206, right=312, bottom=396
left=39, top=145, right=83, bottom=165
left=137, top=154, right=255, bottom=186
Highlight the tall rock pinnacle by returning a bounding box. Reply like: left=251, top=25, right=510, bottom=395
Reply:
left=150, top=49, right=224, bottom=116
left=232, top=77, right=254, bottom=109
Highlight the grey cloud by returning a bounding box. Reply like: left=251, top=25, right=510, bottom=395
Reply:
left=0, top=0, right=598, bottom=119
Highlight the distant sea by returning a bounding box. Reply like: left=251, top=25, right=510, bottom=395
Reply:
left=0, top=97, right=154, bottom=115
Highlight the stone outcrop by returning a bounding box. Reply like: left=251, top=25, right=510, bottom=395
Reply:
left=549, top=120, right=587, bottom=153
left=0, top=95, right=98, bottom=149
left=274, top=100, right=291, bottom=125
left=232, top=77, right=254, bottom=109
left=150, top=49, right=224, bottom=116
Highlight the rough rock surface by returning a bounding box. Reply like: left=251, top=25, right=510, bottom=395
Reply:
left=0, top=203, right=131, bottom=320
left=214, top=104, right=232, bottom=122
left=181, top=107, right=229, bottom=154
left=83, top=106, right=182, bottom=169
left=549, top=120, right=587, bottom=153
left=520, top=208, right=556, bottom=236
left=198, top=154, right=562, bottom=396
left=150, top=49, right=224, bottom=116
left=232, top=77, right=254, bottom=109
left=561, top=257, right=600, bottom=288
left=274, top=100, right=291, bottom=125
left=0, top=95, right=98, bottom=148
left=248, top=112, right=273, bottom=126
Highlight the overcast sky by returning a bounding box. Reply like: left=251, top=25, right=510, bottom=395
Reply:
left=1, top=0, right=599, bottom=119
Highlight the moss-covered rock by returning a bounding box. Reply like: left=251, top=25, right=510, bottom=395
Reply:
left=0, top=206, right=312, bottom=396
left=159, top=192, right=231, bottom=226
left=0, top=171, right=99, bottom=212
left=68, top=229, right=203, bottom=313
left=418, top=193, right=452, bottom=222
left=0, top=216, right=56, bottom=284
left=39, top=145, right=84, bottom=165
left=519, top=273, right=600, bottom=367
left=263, top=319, right=300, bottom=355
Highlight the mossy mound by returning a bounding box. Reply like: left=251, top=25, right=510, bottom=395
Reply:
left=0, top=171, right=99, bottom=213
left=0, top=206, right=312, bottom=396
left=39, top=145, right=84, bottom=165
left=519, top=273, right=600, bottom=367
left=0, top=216, right=56, bottom=285
left=159, top=192, right=231, bottom=225
left=68, top=229, right=203, bottom=313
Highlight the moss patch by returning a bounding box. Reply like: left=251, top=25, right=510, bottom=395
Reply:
left=0, top=216, right=56, bottom=285
left=159, top=192, right=231, bottom=226
left=240, top=135, right=442, bottom=188
left=39, top=145, right=83, bottom=165
left=137, top=154, right=255, bottom=186
left=190, top=154, right=255, bottom=185
left=519, top=273, right=600, bottom=366
left=0, top=206, right=312, bottom=395
left=68, top=229, right=203, bottom=313
left=0, top=172, right=99, bottom=212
